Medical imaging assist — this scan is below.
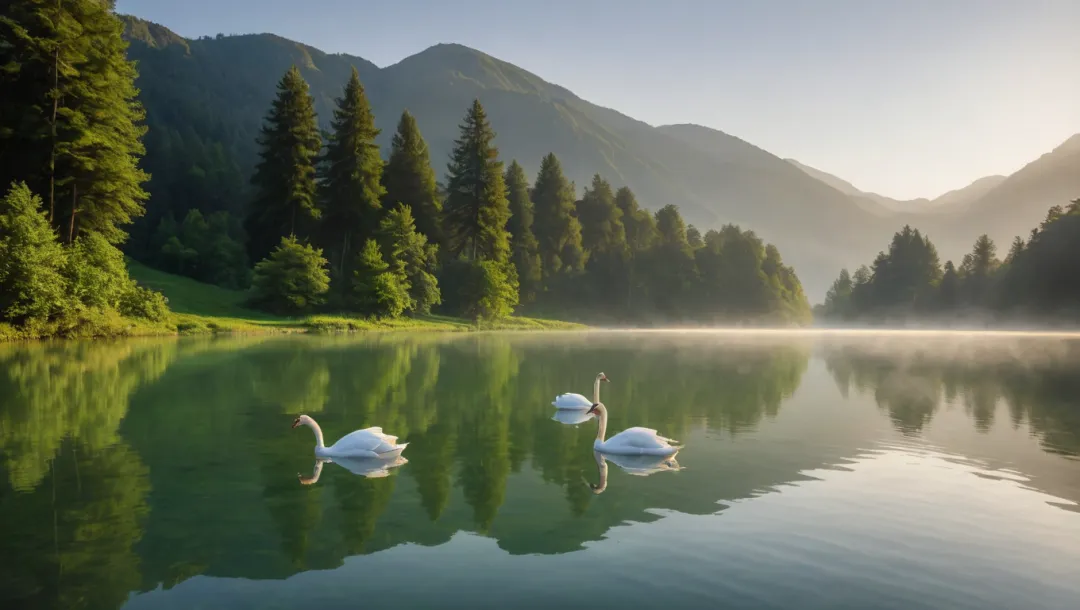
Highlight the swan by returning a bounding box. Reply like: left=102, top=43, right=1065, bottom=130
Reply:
left=291, top=414, right=408, bottom=459
left=299, top=455, right=408, bottom=485
left=553, top=372, right=609, bottom=409
left=586, top=402, right=680, bottom=456
left=584, top=450, right=681, bottom=494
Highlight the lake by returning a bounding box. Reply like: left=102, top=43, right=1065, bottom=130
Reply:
left=2, top=330, right=1080, bottom=610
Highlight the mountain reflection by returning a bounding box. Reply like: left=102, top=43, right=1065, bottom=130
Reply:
left=1, top=333, right=1078, bottom=610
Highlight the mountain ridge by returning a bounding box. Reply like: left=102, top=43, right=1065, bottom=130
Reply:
left=118, top=15, right=1079, bottom=301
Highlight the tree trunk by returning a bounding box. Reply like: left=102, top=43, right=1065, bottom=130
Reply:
left=49, top=37, right=60, bottom=223
left=67, top=184, right=77, bottom=244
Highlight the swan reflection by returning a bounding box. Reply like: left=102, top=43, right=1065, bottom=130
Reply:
left=299, top=455, right=408, bottom=485
left=584, top=450, right=682, bottom=494
left=552, top=409, right=596, bottom=426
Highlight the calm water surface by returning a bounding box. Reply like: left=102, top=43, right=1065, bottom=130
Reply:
left=2, top=331, right=1080, bottom=609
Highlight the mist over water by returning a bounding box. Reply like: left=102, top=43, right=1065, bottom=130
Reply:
left=1, top=330, right=1079, bottom=610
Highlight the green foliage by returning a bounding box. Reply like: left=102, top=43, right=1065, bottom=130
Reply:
left=440, top=259, right=519, bottom=322
left=319, top=68, right=385, bottom=275
left=0, top=183, right=69, bottom=323
left=443, top=100, right=511, bottom=263
left=152, top=210, right=249, bottom=288
left=350, top=239, right=411, bottom=318
left=0, top=0, right=149, bottom=244
left=249, top=236, right=330, bottom=315
left=246, top=66, right=322, bottom=263
left=383, top=110, right=443, bottom=247
left=504, top=160, right=541, bottom=304
left=819, top=200, right=1080, bottom=321
left=577, top=174, right=626, bottom=255
left=378, top=204, right=442, bottom=314
left=118, top=285, right=170, bottom=322
left=64, top=233, right=132, bottom=311
left=531, top=153, right=585, bottom=281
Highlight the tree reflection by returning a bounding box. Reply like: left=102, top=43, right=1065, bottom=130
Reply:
left=823, top=337, right=1080, bottom=455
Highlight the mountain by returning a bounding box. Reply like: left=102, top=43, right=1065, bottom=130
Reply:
left=118, top=16, right=1077, bottom=302
left=930, top=175, right=1007, bottom=213
left=939, top=135, right=1080, bottom=251
left=786, top=158, right=1008, bottom=215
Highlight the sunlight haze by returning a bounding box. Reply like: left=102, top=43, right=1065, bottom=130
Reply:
left=116, top=0, right=1080, bottom=200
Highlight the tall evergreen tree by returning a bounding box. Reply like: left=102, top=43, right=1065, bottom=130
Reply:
left=504, top=161, right=541, bottom=304
left=0, top=0, right=148, bottom=243
left=577, top=174, right=626, bottom=254
left=245, top=66, right=321, bottom=263
left=443, top=100, right=511, bottom=262
left=318, top=67, right=385, bottom=276
left=615, top=186, right=657, bottom=254
left=382, top=110, right=442, bottom=247
left=531, top=153, right=585, bottom=280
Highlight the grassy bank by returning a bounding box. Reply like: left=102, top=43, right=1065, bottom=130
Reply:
left=125, top=261, right=583, bottom=337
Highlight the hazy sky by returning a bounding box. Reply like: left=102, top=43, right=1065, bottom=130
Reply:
left=116, top=0, right=1079, bottom=200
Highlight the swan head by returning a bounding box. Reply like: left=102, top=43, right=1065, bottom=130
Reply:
left=587, top=402, right=606, bottom=415
left=597, top=372, right=609, bottom=383
left=291, top=414, right=314, bottom=429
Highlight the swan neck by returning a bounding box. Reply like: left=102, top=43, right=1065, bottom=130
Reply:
left=306, top=418, right=326, bottom=451
left=593, top=376, right=602, bottom=403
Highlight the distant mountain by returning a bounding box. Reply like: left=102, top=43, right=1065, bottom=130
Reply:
left=118, top=16, right=1078, bottom=301
left=785, top=158, right=1010, bottom=215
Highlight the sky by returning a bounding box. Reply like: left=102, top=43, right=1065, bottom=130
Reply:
left=115, top=0, right=1080, bottom=200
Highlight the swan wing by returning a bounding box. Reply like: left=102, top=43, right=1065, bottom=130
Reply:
left=553, top=393, right=593, bottom=409
left=609, top=427, right=680, bottom=449
left=331, top=428, right=398, bottom=454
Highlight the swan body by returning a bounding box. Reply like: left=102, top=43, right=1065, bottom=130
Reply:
left=587, top=403, right=680, bottom=456
left=299, top=455, right=408, bottom=485
left=553, top=372, right=609, bottom=409
left=292, top=415, right=408, bottom=459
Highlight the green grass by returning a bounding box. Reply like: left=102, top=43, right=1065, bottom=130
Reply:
left=125, top=259, right=585, bottom=337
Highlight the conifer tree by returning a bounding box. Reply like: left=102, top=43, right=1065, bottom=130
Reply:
left=504, top=161, right=541, bottom=304
left=378, top=204, right=441, bottom=314
left=351, top=238, right=410, bottom=318
left=443, top=100, right=511, bottom=262
left=246, top=66, right=321, bottom=263
left=383, top=110, right=442, bottom=246
left=577, top=174, right=626, bottom=254
left=0, top=0, right=148, bottom=243
left=531, top=153, right=585, bottom=280
left=615, top=186, right=657, bottom=254
left=319, top=67, right=385, bottom=276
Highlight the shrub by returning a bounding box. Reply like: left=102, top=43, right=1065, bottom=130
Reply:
left=249, top=236, right=330, bottom=315
left=0, top=182, right=69, bottom=323
left=350, top=239, right=411, bottom=318
left=119, top=284, right=170, bottom=322
left=65, top=232, right=132, bottom=310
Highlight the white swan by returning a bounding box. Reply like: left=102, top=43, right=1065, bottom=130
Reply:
left=584, top=450, right=681, bottom=494
left=553, top=372, right=609, bottom=409
left=292, top=414, right=408, bottom=459
left=299, top=455, right=408, bottom=485
left=586, top=402, right=680, bottom=456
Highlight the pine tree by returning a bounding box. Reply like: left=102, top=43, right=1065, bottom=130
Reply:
left=350, top=238, right=410, bottom=318
left=615, top=186, right=657, bottom=254
left=531, top=153, right=585, bottom=280
left=382, top=110, right=442, bottom=246
left=504, top=161, right=541, bottom=304
left=686, top=225, right=703, bottom=249
left=0, top=0, right=149, bottom=243
left=577, top=174, right=626, bottom=254
left=443, top=100, right=511, bottom=262
left=249, top=236, right=330, bottom=315
left=378, top=204, right=441, bottom=314
left=319, top=67, right=385, bottom=277
left=246, top=66, right=321, bottom=263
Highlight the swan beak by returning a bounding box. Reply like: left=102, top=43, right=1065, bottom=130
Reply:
left=291, top=418, right=300, bottom=429
left=587, top=403, right=598, bottom=414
